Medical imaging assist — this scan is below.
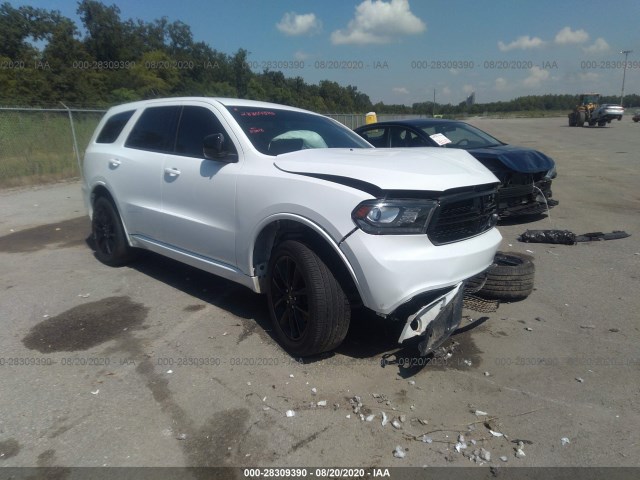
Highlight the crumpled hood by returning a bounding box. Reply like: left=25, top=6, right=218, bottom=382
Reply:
left=274, top=148, right=498, bottom=192
left=469, top=144, right=555, bottom=173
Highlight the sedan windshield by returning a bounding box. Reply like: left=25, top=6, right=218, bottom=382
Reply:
left=226, top=106, right=371, bottom=155
left=420, top=122, right=503, bottom=149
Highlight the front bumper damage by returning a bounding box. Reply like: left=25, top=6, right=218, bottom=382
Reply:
left=397, top=283, right=464, bottom=356
left=497, top=177, right=558, bottom=217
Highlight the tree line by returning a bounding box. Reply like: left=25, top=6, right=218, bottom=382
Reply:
left=1, top=1, right=637, bottom=113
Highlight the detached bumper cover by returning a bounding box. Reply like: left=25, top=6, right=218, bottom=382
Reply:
left=397, top=283, right=464, bottom=356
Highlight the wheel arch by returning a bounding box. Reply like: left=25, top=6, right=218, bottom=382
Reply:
left=250, top=216, right=361, bottom=303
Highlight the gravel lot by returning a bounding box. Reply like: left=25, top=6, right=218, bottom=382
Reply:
left=0, top=117, right=638, bottom=473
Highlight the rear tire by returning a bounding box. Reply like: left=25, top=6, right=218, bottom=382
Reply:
left=91, top=196, right=137, bottom=266
left=267, top=240, right=350, bottom=356
left=577, top=111, right=585, bottom=127
left=467, top=252, right=535, bottom=301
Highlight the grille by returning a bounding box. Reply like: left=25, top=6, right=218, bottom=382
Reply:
left=427, top=188, right=497, bottom=245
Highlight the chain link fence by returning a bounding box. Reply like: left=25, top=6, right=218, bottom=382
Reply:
left=0, top=108, right=431, bottom=189
left=0, top=107, right=105, bottom=188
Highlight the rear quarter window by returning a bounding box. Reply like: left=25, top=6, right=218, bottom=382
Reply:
left=96, top=110, right=135, bottom=143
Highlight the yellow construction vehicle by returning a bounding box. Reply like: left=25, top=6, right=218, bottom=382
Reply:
left=568, top=93, right=624, bottom=127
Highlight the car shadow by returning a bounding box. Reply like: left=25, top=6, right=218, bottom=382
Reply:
left=85, top=237, right=488, bottom=375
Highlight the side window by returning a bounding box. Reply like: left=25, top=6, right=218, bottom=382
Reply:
left=125, top=106, right=181, bottom=153
left=389, top=127, right=411, bottom=147
left=96, top=110, right=135, bottom=143
left=175, top=106, right=236, bottom=158
left=360, top=128, right=387, bottom=148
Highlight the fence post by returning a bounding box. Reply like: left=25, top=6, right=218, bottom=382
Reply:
left=60, top=102, right=83, bottom=179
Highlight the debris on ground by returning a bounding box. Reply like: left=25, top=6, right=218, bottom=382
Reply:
left=519, top=229, right=631, bottom=245
left=463, top=359, right=472, bottom=366
left=474, top=410, right=488, bottom=416
left=484, top=371, right=491, bottom=376
left=311, top=387, right=317, bottom=395
left=285, top=410, right=295, bottom=417
left=381, top=411, right=388, bottom=427
left=500, top=455, right=508, bottom=462
left=350, top=396, right=362, bottom=414
left=422, top=435, right=433, bottom=444
left=561, top=437, right=571, bottom=446
left=575, top=377, right=584, bottom=383
left=479, top=448, right=491, bottom=462
left=365, top=414, right=375, bottom=422
left=316, top=400, right=327, bottom=407
left=176, top=433, right=187, bottom=440
left=393, top=446, right=406, bottom=459
left=514, top=441, right=526, bottom=458
left=489, top=430, right=504, bottom=437
left=392, top=419, right=402, bottom=429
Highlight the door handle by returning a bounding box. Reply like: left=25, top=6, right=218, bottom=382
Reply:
left=109, top=159, right=121, bottom=168
left=164, top=167, right=181, bottom=177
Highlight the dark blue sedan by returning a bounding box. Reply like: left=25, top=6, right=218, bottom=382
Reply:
left=355, top=119, right=558, bottom=217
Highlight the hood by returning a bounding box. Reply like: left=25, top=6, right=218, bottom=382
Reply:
left=468, top=144, right=555, bottom=173
left=274, top=148, right=498, bottom=192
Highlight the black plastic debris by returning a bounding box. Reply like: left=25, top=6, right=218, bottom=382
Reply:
left=519, top=230, right=630, bottom=245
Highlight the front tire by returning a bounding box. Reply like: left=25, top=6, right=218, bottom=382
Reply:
left=91, top=196, right=137, bottom=266
left=267, top=240, right=350, bottom=356
left=577, top=111, right=585, bottom=127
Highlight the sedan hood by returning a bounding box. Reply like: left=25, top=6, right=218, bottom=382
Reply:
left=274, top=148, right=498, bottom=192
left=469, top=144, right=555, bottom=173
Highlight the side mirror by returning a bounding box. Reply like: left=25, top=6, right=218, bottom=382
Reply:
left=203, top=133, right=237, bottom=162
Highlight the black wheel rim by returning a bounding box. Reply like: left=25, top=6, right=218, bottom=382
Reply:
left=94, top=207, right=116, bottom=256
left=270, top=255, right=309, bottom=342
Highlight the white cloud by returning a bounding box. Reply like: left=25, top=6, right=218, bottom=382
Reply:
left=392, top=87, right=409, bottom=94
left=498, top=35, right=545, bottom=52
left=554, top=26, right=588, bottom=45
left=494, top=77, right=508, bottom=91
left=276, top=12, right=322, bottom=36
left=578, top=72, right=600, bottom=81
left=583, top=37, right=609, bottom=53
left=293, top=51, right=310, bottom=61
left=330, top=0, right=426, bottom=45
left=523, top=66, right=550, bottom=87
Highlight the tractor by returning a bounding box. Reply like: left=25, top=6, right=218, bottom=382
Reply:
left=568, top=93, right=624, bottom=127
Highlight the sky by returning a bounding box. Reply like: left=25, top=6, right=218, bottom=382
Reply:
left=10, top=0, right=640, bottom=105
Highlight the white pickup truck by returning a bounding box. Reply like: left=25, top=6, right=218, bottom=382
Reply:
left=82, top=97, right=501, bottom=357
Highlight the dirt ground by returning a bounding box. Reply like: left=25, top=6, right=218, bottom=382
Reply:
left=0, top=117, right=638, bottom=476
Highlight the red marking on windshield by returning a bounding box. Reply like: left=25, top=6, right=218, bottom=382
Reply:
left=240, top=111, right=276, bottom=117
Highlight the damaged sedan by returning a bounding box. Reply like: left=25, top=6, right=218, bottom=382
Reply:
left=355, top=119, right=558, bottom=217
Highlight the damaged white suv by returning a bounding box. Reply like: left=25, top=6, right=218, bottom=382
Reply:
left=83, top=98, right=501, bottom=356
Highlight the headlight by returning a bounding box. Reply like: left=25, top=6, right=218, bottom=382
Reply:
left=545, top=165, right=557, bottom=179
left=351, top=199, right=437, bottom=234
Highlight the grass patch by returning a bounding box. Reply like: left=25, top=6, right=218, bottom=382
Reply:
left=0, top=110, right=103, bottom=188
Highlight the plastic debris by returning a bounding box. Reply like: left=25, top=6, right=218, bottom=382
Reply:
left=91, top=389, right=99, bottom=395
left=78, top=293, right=91, bottom=298
left=176, top=433, right=187, bottom=440
left=317, top=400, right=327, bottom=407
left=422, top=435, right=433, bottom=444
left=470, top=439, right=477, bottom=445
left=515, top=441, right=526, bottom=458
left=311, top=387, right=317, bottom=395
left=289, top=374, right=294, bottom=378
left=479, top=448, right=491, bottom=462
left=525, top=327, right=533, bottom=331
left=166, top=370, right=173, bottom=374
left=393, top=446, right=406, bottom=459
left=381, top=411, right=388, bottom=426
left=575, top=377, right=584, bottom=383
left=392, top=420, right=402, bottom=429
left=346, top=414, right=351, bottom=419
left=359, top=414, right=365, bottom=421
left=350, top=396, right=363, bottom=414
left=474, top=410, right=488, bottom=416
left=285, top=410, right=295, bottom=417
left=408, top=380, right=416, bottom=385
left=365, top=414, right=375, bottom=422
left=561, top=437, right=570, bottom=446
left=399, top=415, right=406, bottom=423
left=410, top=405, right=415, bottom=410
left=500, top=455, right=508, bottom=462
left=484, top=371, right=490, bottom=376
left=463, top=359, right=472, bottom=366
left=418, top=419, right=429, bottom=425
left=489, top=430, right=504, bottom=437
left=262, top=396, right=267, bottom=402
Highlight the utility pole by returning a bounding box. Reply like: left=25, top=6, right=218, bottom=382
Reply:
left=620, top=50, right=632, bottom=106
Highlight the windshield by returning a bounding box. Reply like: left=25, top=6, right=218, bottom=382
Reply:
left=420, top=122, right=503, bottom=149
left=226, top=106, right=371, bottom=155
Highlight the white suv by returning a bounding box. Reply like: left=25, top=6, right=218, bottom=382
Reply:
left=82, top=97, right=501, bottom=356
